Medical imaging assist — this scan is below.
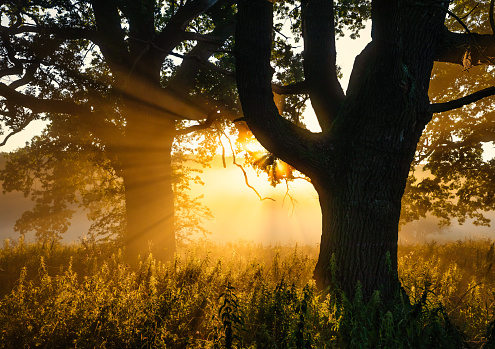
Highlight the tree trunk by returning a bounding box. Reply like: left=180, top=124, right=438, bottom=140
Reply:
left=313, top=154, right=409, bottom=300
left=311, top=41, right=432, bottom=300
left=119, top=101, right=177, bottom=264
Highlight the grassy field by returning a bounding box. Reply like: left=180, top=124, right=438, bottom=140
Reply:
left=0, top=238, right=494, bottom=348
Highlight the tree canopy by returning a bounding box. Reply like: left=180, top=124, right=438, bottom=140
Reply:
left=0, top=0, right=239, bottom=260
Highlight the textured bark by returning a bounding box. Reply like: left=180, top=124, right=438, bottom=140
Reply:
left=312, top=42, right=430, bottom=299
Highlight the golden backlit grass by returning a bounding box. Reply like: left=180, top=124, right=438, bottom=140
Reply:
left=0, top=238, right=494, bottom=348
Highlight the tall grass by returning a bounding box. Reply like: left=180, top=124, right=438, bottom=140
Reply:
left=0, top=238, right=494, bottom=348
left=399, top=240, right=495, bottom=347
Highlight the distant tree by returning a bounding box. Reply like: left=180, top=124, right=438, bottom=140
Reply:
left=0, top=0, right=237, bottom=262
left=235, top=0, right=495, bottom=301
left=0, top=135, right=213, bottom=245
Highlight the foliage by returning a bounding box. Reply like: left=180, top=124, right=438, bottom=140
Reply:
left=401, top=0, right=495, bottom=228
left=0, top=144, right=213, bottom=243
left=1, top=238, right=494, bottom=348
left=399, top=239, right=495, bottom=346
left=0, top=0, right=237, bottom=249
left=6, top=0, right=492, bottom=250
left=214, top=282, right=245, bottom=348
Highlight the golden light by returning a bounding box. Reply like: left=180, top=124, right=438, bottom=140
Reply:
left=275, top=161, right=292, bottom=181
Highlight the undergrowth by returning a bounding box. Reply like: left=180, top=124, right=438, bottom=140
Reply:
left=0, top=238, right=494, bottom=348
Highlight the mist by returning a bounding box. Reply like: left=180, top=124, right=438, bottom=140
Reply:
left=2, top=152, right=494, bottom=245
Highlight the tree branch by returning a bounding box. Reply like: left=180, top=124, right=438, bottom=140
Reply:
left=271, top=81, right=308, bottom=95
left=0, top=82, right=91, bottom=115
left=8, top=61, right=40, bottom=90
left=154, top=0, right=219, bottom=56
left=460, top=4, right=479, bottom=20
left=431, top=86, right=495, bottom=113
left=235, top=0, right=324, bottom=178
left=435, top=29, right=495, bottom=66
left=0, top=65, right=23, bottom=80
left=0, top=122, right=33, bottom=147
left=219, top=128, right=275, bottom=201
left=164, top=14, right=235, bottom=115
left=175, top=110, right=218, bottom=135
left=301, top=0, right=344, bottom=131
left=439, top=3, right=495, bottom=66
left=89, top=0, right=129, bottom=69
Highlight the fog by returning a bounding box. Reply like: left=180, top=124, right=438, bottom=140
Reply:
left=1, top=153, right=494, bottom=245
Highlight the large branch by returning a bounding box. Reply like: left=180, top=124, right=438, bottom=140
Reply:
left=89, top=0, right=129, bottom=69
left=0, top=85, right=121, bottom=146
left=431, top=86, right=495, bottom=113
left=0, top=82, right=91, bottom=115
left=235, top=0, right=325, bottom=177
left=271, top=81, right=309, bottom=95
left=167, top=18, right=235, bottom=93
left=301, top=0, right=344, bottom=132
left=435, top=28, right=495, bottom=66
left=0, top=23, right=98, bottom=88
left=175, top=110, right=217, bottom=135
left=154, top=0, right=219, bottom=56
left=164, top=14, right=235, bottom=118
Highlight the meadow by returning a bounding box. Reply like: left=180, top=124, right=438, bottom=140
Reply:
left=0, top=238, right=494, bottom=348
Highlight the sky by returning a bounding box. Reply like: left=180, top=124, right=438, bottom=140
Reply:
left=1, top=24, right=495, bottom=245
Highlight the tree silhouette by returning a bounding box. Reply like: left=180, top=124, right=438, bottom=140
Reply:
left=235, top=0, right=495, bottom=300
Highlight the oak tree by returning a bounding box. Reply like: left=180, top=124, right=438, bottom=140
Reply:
left=235, top=0, right=495, bottom=300
left=0, top=0, right=236, bottom=262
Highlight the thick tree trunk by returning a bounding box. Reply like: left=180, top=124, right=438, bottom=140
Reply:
left=119, top=102, right=177, bottom=264
left=121, top=143, right=175, bottom=264
left=312, top=43, right=431, bottom=300
left=313, top=155, right=409, bottom=300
